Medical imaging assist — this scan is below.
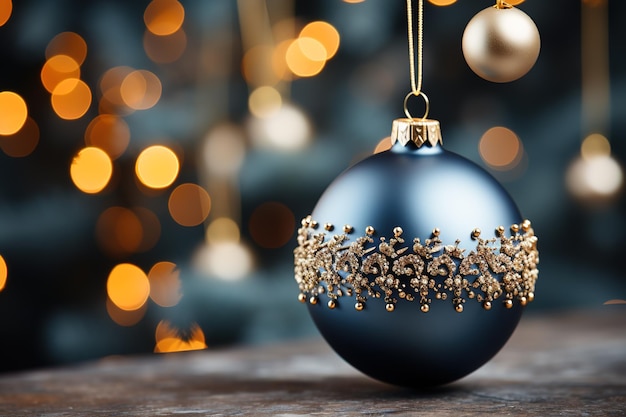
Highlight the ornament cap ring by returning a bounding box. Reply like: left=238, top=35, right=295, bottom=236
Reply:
left=404, top=90, right=429, bottom=120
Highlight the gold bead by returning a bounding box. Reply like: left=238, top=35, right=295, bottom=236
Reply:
left=496, top=225, right=505, bottom=236
left=298, top=293, right=306, bottom=303
left=355, top=302, right=364, bottom=311
left=432, top=228, right=440, bottom=237
left=511, top=224, right=520, bottom=234
left=483, top=301, right=492, bottom=310
left=522, top=219, right=531, bottom=232
left=504, top=299, right=513, bottom=309
left=310, top=220, right=318, bottom=229
left=343, top=225, right=353, bottom=234
left=472, top=228, right=481, bottom=239
left=393, top=227, right=403, bottom=238
left=324, top=223, right=334, bottom=231
left=520, top=296, right=527, bottom=306
left=385, top=303, right=395, bottom=312
left=365, top=226, right=375, bottom=236
left=421, top=304, right=430, bottom=313
left=455, top=304, right=464, bottom=313
left=327, top=300, right=336, bottom=309
left=309, top=296, right=318, bottom=305
left=527, top=292, right=535, bottom=302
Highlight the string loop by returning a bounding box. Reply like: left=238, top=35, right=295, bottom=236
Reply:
left=403, top=90, right=429, bottom=120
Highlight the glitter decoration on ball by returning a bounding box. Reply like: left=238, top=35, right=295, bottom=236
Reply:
left=294, top=0, right=539, bottom=388
left=462, top=0, right=541, bottom=83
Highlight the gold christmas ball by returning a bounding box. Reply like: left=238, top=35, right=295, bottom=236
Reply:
left=462, top=5, right=540, bottom=83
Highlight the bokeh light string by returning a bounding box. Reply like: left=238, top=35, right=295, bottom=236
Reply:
left=238, top=0, right=312, bottom=151
left=567, top=0, right=623, bottom=201
left=189, top=2, right=258, bottom=281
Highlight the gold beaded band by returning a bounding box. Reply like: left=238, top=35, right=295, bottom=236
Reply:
left=294, top=216, right=538, bottom=312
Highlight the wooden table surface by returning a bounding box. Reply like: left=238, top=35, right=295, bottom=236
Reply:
left=0, top=308, right=624, bottom=416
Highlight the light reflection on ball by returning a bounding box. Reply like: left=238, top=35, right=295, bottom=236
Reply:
left=462, top=6, right=540, bottom=83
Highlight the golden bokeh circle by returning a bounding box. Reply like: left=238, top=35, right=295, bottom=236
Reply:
left=107, top=263, right=150, bottom=311
left=0, top=91, right=28, bottom=135
left=168, top=183, right=211, bottom=227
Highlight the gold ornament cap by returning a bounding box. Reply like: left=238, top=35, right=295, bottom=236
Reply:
left=391, top=118, right=443, bottom=148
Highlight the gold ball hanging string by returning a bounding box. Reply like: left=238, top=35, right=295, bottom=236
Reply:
left=495, top=0, right=512, bottom=9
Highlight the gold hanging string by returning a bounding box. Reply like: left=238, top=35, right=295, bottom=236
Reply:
left=495, top=0, right=512, bottom=9
left=404, top=0, right=429, bottom=119
left=406, top=0, right=423, bottom=96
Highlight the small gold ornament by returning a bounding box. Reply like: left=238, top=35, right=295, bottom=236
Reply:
left=462, top=2, right=540, bottom=83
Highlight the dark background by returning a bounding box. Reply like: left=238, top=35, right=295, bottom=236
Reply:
left=0, top=0, right=625, bottom=372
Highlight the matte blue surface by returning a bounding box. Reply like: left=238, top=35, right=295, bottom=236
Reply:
left=308, top=141, right=524, bottom=388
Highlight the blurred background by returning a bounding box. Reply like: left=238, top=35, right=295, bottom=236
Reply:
left=0, top=0, right=624, bottom=372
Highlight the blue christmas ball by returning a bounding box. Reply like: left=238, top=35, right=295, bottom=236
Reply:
left=294, top=119, right=538, bottom=388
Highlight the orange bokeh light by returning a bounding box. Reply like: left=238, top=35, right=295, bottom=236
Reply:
left=300, top=21, right=340, bottom=60
left=154, top=320, right=207, bottom=353
left=96, top=206, right=161, bottom=258
left=96, top=207, right=143, bottom=257
left=168, top=183, right=211, bottom=227
left=148, top=261, right=182, bottom=307
left=242, top=44, right=279, bottom=87
left=285, top=37, right=326, bottom=77
left=373, top=137, right=392, bottom=154
left=0, top=254, right=7, bottom=292
left=120, top=70, right=162, bottom=110
left=46, top=32, right=87, bottom=66
left=249, top=202, right=295, bottom=249
left=0, top=91, right=27, bottom=136
left=144, top=0, right=185, bottom=36
left=0, top=0, right=12, bottom=27
left=478, top=126, right=523, bottom=170
left=84, top=114, right=130, bottom=160
left=0, top=116, right=39, bottom=157
left=70, top=147, right=113, bottom=194
left=99, top=66, right=135, bottom=114
left=272, top=39, right=294, bottom=81
left=428, top=0, right=457, bottom=6
left=135, top=145, right=180, bottom=189
left=51, top=78, right=92, bottom=120
left=107, top=263, right=150, bottom=311
left=41, top=55, right=80, bottom=93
